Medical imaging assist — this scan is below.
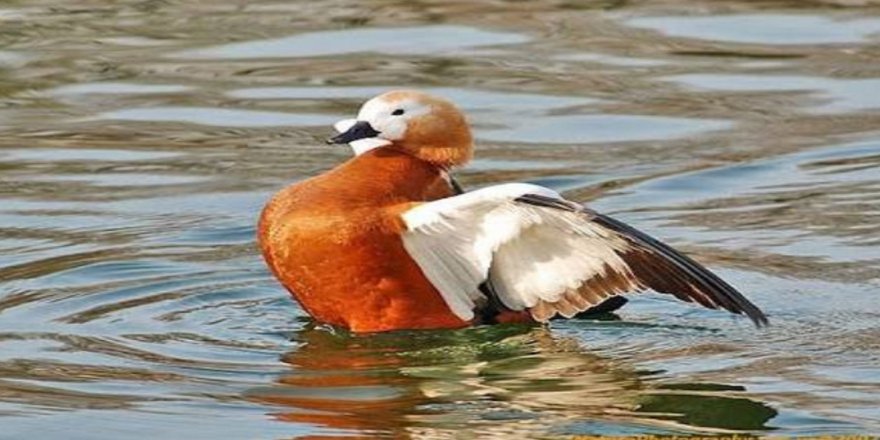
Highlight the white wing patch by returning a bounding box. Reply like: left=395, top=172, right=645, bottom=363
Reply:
left=488, top=213, right=630, bottom=311
left=400, top=183, right=767, bottom=326
left=400, top=183, right=629, bottom=321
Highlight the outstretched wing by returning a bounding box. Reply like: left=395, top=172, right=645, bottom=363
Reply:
left=398, top=183, right=767, bottom=326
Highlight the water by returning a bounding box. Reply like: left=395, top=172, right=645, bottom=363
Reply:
left=1, top=1, right=879, bottom=438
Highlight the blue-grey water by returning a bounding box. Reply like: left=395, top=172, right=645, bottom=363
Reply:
left=1, top=1, right=879, bottom=438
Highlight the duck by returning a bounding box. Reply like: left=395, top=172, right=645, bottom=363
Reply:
left=257, top=90, right=767, bottom=333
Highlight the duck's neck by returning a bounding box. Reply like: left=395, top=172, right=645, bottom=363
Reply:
left=389, top=140, right=472, bottom=170
left=327, top=147, right=447, bottom=203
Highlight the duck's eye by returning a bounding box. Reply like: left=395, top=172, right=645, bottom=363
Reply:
left=391, top=109, right=405, bottom=116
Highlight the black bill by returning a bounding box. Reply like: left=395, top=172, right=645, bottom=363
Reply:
left=326, top=120, right=381, bottom=145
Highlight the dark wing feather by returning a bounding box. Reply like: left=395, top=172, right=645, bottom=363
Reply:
left=515, top=194, right=768, bottom=326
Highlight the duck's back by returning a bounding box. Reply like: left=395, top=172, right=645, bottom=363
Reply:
left=257, top=148, right=468, bottom=332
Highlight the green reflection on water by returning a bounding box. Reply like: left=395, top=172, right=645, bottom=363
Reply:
left=637, top=391, right=777, bottom=431
left=245, top=323, right=776, bottom=437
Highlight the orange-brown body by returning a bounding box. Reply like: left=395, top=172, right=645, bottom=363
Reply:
left=258, top=148, right=469, bottom=332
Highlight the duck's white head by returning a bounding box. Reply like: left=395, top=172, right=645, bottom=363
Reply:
left=328, top=90, right=473, bottom=168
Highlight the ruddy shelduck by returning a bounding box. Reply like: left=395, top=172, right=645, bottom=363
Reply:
left=258, top=90, right=767, bottom=333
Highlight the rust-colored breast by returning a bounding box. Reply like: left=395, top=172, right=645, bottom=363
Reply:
left=258, top=149, right=469, bottom=332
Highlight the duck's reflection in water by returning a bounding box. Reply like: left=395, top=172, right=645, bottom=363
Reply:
left=246, top=323, right=776, bottom=439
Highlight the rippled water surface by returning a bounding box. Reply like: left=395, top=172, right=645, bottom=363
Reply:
left=2, top=1, right=880, bottom=438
